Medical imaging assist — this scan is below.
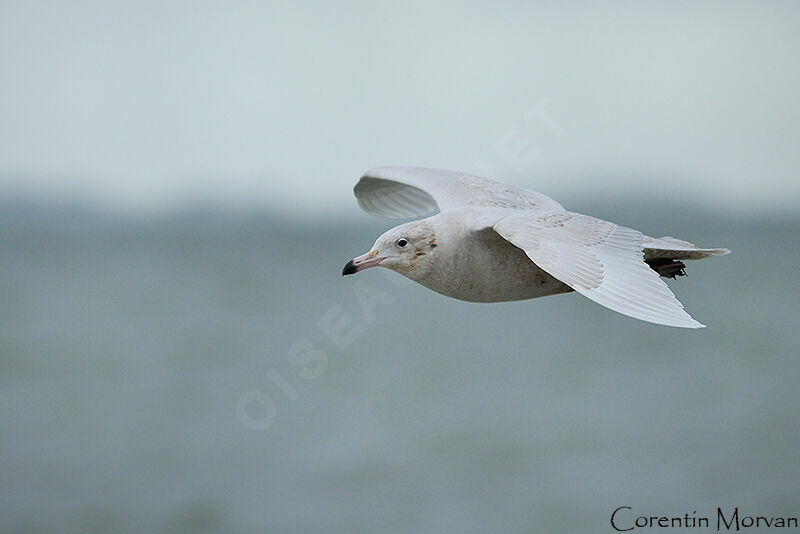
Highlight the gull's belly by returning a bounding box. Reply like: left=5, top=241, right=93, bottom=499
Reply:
left=415, top=228, right=572, bottom=303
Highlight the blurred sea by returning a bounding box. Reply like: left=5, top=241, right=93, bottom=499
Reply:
left=0, top=200, right=798, bottom=533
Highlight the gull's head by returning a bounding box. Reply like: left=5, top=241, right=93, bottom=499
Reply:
left=342, top=220, right=437, bottom=277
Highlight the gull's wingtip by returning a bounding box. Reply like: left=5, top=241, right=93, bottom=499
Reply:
left=681, top=314, right=706, bottom=329
left=661, top=320, right=706, bottom=329
left=668, top=318, right=706, bottom=329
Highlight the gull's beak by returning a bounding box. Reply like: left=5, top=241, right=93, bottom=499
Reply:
left=342, top=250, right=384, bottom=276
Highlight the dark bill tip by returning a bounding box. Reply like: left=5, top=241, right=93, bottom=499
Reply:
left=342, top=259, right=357, bottom=276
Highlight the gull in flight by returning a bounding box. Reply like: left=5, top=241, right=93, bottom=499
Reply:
left=342, top=167, right=729, bottom=328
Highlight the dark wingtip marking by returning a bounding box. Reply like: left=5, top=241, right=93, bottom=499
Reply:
left=646, top=258, right=687, bottom=279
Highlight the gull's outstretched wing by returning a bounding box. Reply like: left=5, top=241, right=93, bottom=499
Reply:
left=492, top=210, right=705, bottom=328
left=353, top=166, right=563, bottom=219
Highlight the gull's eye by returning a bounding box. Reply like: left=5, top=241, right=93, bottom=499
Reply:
left=395, top=238, right=409, bottom=248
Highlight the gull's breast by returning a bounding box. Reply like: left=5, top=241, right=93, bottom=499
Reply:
left=414, top=227, right=572, bottom=303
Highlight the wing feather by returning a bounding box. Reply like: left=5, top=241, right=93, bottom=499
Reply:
left=353, top=166, right=563, bottom=219
left=493, top=211, right=705, bottom=328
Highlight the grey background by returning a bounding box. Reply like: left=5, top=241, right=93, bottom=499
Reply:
left=1, top=1, right=798, bottom=214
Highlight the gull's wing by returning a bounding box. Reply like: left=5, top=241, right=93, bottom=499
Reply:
left=353, top=166, right=563, bottom=219
left=492, top=210, right=705, bottom=328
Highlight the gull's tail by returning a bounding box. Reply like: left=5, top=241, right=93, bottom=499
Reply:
left=643, top=236, right=730, bottom=278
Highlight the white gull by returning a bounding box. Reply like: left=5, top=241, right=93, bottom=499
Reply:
left=342, top=166, right=729, bottom=328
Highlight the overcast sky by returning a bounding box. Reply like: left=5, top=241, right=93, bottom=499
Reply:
left=1, top=1, right=798, bottom=216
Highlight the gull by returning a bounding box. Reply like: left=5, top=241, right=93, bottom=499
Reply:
left=342, top=167, right=729, bottom=328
